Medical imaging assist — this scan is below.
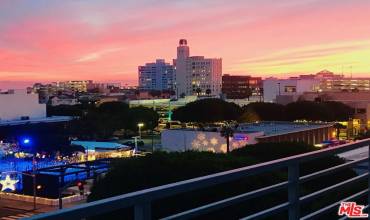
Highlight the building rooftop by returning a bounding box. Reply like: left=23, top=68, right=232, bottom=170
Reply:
left=71, top=141, right=129, bottom=151
left=0, top=116, right=73, bottom=127
left=166, top=121, right=333, bottom=137
left=238, top=121, right=333, bottom=137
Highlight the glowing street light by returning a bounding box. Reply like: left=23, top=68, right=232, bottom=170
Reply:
left=137, top=123, right=144, bottom=138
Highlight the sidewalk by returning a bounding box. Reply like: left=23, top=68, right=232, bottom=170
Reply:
left=0, top=197, right=86, bottom=219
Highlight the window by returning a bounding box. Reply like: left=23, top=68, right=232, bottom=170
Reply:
left=357, top=108, right=366, bottom=114
left=284, top=86, right=296, bottom=93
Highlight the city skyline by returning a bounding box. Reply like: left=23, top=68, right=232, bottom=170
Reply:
left=1, top=0, right=370, bottom=89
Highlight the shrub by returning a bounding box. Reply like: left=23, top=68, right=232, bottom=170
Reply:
left=88, top=142, right=361, bottom=219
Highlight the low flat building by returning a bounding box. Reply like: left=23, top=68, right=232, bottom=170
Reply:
left=50, top=96, right=79, bottom=106
left=0, top=90, right=46, bottom=121
left=300, top=91, right=370, bottom=132
left=161, top=122, right=335, bottom=152
left=222, top=74, right=262, bottom=99
left=162, top=129, right=262, bottom=153
left=241, top=122, right=335, bottom=145
left=71, top=141, right=132, bottom=160
left=53, top=80, right=93, bottom=93
left=263, top=77, right=319, bottom=103
left=0, top=116, right=73, bottom=127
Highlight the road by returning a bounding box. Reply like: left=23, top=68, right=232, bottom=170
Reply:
left=0, top=198, right=49, bottom=219
left=0, top=197, right=85, bottom=219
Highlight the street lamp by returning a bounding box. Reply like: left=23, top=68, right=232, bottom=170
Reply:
left=137, top=123, right=144, bottom=138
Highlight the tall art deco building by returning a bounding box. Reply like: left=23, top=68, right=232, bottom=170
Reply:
left=173, top=39, right=222, bottom=96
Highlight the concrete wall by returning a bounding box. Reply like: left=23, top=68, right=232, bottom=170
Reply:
left=257, top=126, right=335, bottom=145
left=161, top=130, right=263, bottom=153
left=263, top=78, right=318, bottom=103
left=0, top=90, right=46, bottom=121
left=0, top=192, right=84, bottom=206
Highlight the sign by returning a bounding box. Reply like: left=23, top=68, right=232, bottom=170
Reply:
left=0, top=175, right=19, bottom=192
left=338, top=202, right=368, bottom=218
left=233, top=134, right=249, bottom=141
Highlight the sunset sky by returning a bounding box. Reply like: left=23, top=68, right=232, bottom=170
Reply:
left=0, top=0, right=370, bottom=88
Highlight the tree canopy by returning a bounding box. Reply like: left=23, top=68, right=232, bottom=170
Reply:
left=240, top=102, right=285, bottom=122
left=49, top=101, right=159, bottom=140
left=240, top=101, right=353, bottom=122
left=172, top=98, right=242, bottom=122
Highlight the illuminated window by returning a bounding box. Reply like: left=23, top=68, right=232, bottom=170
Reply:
left=284, top=86, right=296, bottom=93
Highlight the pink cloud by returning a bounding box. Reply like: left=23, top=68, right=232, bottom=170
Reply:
left=0, top=0, right=369, bottom=88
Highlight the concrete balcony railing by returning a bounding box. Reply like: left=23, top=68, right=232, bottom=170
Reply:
left=28, top=138, right=370, bottom=220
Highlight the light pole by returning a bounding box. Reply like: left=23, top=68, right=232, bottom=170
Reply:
left=132, top=136, right=140, bottom=155
left=137, top=123, right=144, bottom=139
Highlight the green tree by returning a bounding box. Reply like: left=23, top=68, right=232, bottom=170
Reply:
left=245, top=87, right=252, bottom=101
left=196, top=87, right=202, bottom=96
left=323, top=101, right=354, bottom=121
left=88, top=142, right=359, bottom=219
left=172, top=98, right=242, bottom=123
left=126, top=106, right=159, bottom=131
left=285, top=101, right=353, bottom=122
left=47, top=104, right=85, bottom=117
left=238, top=109, right=260, bottom=123
left=242, top=102, right=286, bottom=121
left=205, top=89, right=212, bottom=96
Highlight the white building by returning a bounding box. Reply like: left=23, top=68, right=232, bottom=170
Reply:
left=263, top=77, right=319, bottom=103
left=263, top=70, right=370, bottom=104
left=161, top=129, right=262, bottom=153
left=161, top=122, right=335, bottom=153
left=174, top=39, right=222, bottom=96
left=138, top=59, right=174, bottom=91
left=53, top=80, right=93, bottom=93
left=50, top=96, right=79, bottom=106
left=0, top=90, right=46, bottom=121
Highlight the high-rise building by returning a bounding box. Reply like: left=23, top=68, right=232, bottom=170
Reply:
left=174, top=39, right=222, bottom=96
left=222, top=74, right=262, bottom=99
left=138, top=59, right=174, bottom=91
left=53, top=80, right=93, bottom=93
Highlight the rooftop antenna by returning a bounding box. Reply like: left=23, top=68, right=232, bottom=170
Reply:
left=350, top=65, right=353, bottom=79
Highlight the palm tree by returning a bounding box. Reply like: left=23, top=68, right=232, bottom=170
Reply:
left=205, top=89, right=212, bottom=96
left=245, top=88, right=252, bottom=101
left=196, top=88, right=202, bottom=96
left=220, top=125, right=234, bottom=153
